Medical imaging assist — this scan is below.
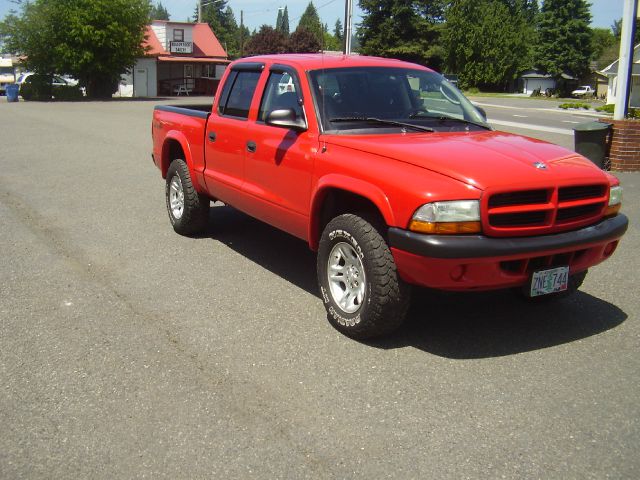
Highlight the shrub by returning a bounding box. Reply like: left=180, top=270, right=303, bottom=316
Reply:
left=466, top=87, right=480, bottom=95
left=19, top=74, right=53, bottom=101
left=558, top=102, right=590, bottom=110
left=595, top=104, right=640, bottom=118
left=52, top=84, right=83, bottom=100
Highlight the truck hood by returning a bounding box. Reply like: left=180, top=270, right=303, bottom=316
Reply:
left=324, top=131, right=607, bottom=190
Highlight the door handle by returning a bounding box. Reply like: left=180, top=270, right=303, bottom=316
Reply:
left=208, top=131, right=216, bottom=142
left=246, top=141, right=257, bottom=153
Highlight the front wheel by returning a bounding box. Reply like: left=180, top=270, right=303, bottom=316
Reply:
left=317, top=214, right=410, bottom=339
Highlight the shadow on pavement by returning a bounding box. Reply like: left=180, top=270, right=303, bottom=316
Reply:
left=203, top=204, right=627, bottom=358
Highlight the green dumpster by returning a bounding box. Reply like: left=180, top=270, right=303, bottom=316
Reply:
left=573, top=121, right=612, bottom=169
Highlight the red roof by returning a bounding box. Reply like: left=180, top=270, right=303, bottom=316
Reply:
left=142, top=23, right=227, bottom=59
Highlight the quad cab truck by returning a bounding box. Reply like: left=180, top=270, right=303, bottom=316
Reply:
left=152, top=54, right=628, bottom=339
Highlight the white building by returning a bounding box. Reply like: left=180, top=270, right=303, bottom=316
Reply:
left=117, top=20, right=229, bottom=98
left=600, top=44, right=640, bottom=107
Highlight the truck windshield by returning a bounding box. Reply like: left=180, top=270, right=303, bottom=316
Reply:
left=309, top=67, right=489, bottom=133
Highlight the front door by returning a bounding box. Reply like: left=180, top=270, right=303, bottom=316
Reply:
left=135, top=68, right=147, bottom=97
left=243, top=69, right=314, bottom=240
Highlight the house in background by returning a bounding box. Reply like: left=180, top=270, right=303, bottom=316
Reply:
left=518, top=69, right=578, bottom=95
left=117, top=20, right=229, bottom=97
left=600, top=44, right=640, bottom=107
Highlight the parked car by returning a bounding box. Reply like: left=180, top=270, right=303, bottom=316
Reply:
left=16, top=72, right=72, bottom=88
left=571, top=85, right=594, bottom=98
left=152, top=54, right=627, bottom=340
left=16, top=72, right=83, bottom=99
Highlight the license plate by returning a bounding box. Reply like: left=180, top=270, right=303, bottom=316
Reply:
left=529, top=266, right=570, bottom=297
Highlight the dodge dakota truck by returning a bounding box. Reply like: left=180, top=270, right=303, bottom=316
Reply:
left=152, top=54, right=628, bottom=339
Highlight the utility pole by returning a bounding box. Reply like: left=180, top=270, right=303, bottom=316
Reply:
left=342, top=0, right=353, bottom=55
left=198, top=0, right=202, bottom=23
left=614, top=0, right=638, bottom=120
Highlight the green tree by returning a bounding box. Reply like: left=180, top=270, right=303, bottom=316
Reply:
left=444, top=0, right=531, bottom=90
left=358, top=0, right=446, bottom=70
left=1, top=0, right=150, bottom=98
left=276, top=6, right=290, bottom=36
left=591, top=27, right=616, bottom=62
left=334, top=18, right=343, bottom=42
left=199, top=2, right=240, bottom=58
left=288, top=27, right=321, bottom=53
left=245, top=25, right=287, bottom=55
left=297, top=2, right=323, bottom=44
left=534, top=0, right=593, bottom=79
left=150, top=1, right=169, bottom=20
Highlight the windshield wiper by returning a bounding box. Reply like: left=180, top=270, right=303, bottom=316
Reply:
left=409, top=113, right=491, bottom=130
left=329, top=117, right=434, bottom=133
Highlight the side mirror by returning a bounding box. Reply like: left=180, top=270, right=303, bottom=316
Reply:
left=266, top=108, right=307, bottom=132
left=475, top=106, right=487, bottom=121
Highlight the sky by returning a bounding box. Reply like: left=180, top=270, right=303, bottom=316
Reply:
left=0, top=0, right=627, bottom=34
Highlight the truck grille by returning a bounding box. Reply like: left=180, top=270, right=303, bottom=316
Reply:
left=485, top=184, right=607, bottom=236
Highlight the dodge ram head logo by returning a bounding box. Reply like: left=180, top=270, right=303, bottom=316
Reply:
left=533, top=161, right=547, bottom=169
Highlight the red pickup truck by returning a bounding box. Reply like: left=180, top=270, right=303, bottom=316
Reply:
left=152, top=54, right=628, bottom=339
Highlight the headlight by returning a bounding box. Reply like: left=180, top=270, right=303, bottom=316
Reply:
left=605, top=185, right=623, bottom=217
left=409, top=200, right=481, bottom=234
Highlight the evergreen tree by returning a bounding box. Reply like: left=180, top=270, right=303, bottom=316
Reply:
left=534, top=0, right=593, bottom=78
left=281, top=6, right=290, bottom=36
left=198, top=1, right=241, bottom=58
left=297, top=2, right=323, bottom=44
left=334, top=18, right=343, bottom=41
left=276, top=6, right=290, bottom=36
left=444, top=0, right=530, bottom=90
left=150, top=1, right=169, bottom=20
left=358, top=0, right=446, bottom=69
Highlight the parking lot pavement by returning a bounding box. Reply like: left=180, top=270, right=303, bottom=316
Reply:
left=1, top=99, right=639, bottom=479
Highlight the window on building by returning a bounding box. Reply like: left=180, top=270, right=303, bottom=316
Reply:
left=218, top=70, right=261, bottom=119
left=173, top=29, right=184, bottom=42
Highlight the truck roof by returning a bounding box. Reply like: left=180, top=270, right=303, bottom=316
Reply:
left=232, top=54, right=434, bottom=73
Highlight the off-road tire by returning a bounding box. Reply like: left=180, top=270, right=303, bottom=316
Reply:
left=317, top=213, right=411, bottom=339
left=165, top=159, right=209, bottom=235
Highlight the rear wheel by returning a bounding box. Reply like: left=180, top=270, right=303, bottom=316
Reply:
left=165, top=159, right=209, bottom=235
left=317, top=213, right=410, bottom=339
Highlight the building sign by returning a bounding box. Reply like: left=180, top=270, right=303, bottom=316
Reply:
left=170, top=41, right=193, bottom=54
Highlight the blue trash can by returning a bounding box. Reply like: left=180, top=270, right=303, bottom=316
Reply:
left=5, top=84, right=19, bottom=102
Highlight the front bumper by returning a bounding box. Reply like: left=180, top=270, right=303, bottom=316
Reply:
left=388, top=214, right=628, bottom=290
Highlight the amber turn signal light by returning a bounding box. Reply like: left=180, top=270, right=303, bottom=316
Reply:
left=409, top=220, right=482, bottom=234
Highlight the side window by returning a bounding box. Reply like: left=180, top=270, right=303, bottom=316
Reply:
left=218, top=70, right=261, bottom=119
left=258, top=71, right=303, bottom=124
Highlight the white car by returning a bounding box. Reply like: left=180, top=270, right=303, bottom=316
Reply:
left=571, top=85, right=594, bottom=98
left=16, top=72, right=75, bottom=88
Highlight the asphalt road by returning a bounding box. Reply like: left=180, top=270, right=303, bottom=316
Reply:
left=1, top=97, right=639, bottom=479
left=470, top=95, right=609, bottom=150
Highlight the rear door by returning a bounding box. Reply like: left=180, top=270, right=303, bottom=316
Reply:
left=203, top=63, right=263, bottom=205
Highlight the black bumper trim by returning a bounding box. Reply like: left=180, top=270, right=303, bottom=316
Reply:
left=388, top=214, right=628, bottom=259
